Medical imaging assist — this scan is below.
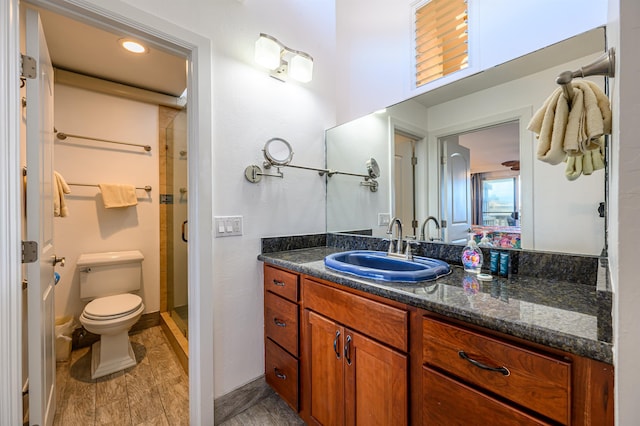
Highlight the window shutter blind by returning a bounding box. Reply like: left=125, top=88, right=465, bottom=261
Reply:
left=415, top=0, right=468, bottom=87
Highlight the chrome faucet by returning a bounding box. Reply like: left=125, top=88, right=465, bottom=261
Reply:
left=386, top=217, right=403, bottom=256
left=420, top=216, right=441, bottom=241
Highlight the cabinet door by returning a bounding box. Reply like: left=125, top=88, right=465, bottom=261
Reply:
left=307, top=310, right=344, bottom=426
left=344, top=329, right=408, bottom=426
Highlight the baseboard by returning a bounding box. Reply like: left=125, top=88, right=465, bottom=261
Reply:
left=213, top=376, right=272, bottom=425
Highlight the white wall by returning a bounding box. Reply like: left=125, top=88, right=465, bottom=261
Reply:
left=53, top=84, right=160, bottom=320
left=609, top=0, right=640, bottom=423
left=112, top=0, right=337, bottom=397
left=336, top=0, right=607, bottom=123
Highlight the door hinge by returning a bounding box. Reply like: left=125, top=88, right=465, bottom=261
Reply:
left=411, top=156, right=418, bottom=166
left=440, top=220, right=447, bottom=228
left=22, top=241, right=38, bottom=264
left=20, top=55, right=37, bottom=79
left=441, top=156, right=447, bottom=165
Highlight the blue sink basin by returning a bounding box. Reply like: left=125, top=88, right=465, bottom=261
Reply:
left=324, top=250, right=450, bottom=283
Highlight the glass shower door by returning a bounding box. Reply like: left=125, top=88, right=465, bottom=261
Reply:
left=165, top=109, right=188, bottom=337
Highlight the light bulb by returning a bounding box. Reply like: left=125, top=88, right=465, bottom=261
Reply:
left=254, top=35, right=282, bottom=70
left=289, top=53, right=313, bottom=83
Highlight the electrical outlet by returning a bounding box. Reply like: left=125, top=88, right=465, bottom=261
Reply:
left=214, top=216, right=243, bottom=237
left=378, top=213, right=391, bottom=226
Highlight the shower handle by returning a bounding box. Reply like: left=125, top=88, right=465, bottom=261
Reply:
left=181, top=220, right=188, bottom=243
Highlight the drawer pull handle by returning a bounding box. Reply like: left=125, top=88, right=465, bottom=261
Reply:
left=273, top=279, right=285, bottom=287
left=273, top=318, right=286, bottom=327
left=458, top=351, right=510, bottom=376
left=274, top=368, right=287, bottom=380
left=344, top=335, right=352, bottom=365
left=334, top=330, right=341, bottom=359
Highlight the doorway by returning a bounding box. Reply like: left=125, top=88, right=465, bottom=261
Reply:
left=9, top=0, right=214, bottom=423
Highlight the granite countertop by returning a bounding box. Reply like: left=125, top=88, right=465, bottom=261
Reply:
left=258, top=246, right=613, bottom=364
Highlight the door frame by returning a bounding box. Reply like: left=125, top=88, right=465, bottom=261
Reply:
left=388, top=118, right=427, bottom=233
left=428, top=107, right=534, bottom=249
left=1, top=1, right=215, bottom=424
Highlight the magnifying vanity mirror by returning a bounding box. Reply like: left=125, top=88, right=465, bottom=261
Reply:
left=326, top=27, right=608, bottom=256
left=263, top=137, right=294, bottom=167
left=366, top=158, right=380, bottom=179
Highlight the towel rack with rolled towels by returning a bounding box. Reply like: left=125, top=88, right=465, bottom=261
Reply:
left=55, top=131, right=152, bottom=152
left=68, top=182, right=152, bottom=192
left=556, top=47, right=615, bottom=108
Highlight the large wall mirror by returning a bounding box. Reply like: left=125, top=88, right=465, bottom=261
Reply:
left=326, top=27, right=607, bottom=256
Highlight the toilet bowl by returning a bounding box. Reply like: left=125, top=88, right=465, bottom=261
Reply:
left=79, top=294, right=145, bottom=379
left=76, top=251, right=145, bottom=379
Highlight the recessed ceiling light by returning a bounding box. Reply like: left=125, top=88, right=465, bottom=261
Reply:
left=119, top=39, right=147, bottom=54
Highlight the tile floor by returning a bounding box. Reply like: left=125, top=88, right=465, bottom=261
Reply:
left=218, top=392, right=304, bottom=426
left=54, top=325, right=303, bottom=425
left=54, top=326, right=189, bottom=425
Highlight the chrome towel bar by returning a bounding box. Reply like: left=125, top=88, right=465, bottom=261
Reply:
left=68, top=182, right=152, bottom=192
left=55, top=131, right=152, bottom=152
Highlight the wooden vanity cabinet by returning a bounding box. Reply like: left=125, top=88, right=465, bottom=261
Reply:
left=301, top=277, right=409, bottom=426
left=263, top=265, right=300, bottom=411
left=262, top=264, right=614, bottom=425
left=420, top=315, right=614, bottom=425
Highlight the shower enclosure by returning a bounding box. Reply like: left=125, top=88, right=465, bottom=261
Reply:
left=160, top=107, right=189, bottom=366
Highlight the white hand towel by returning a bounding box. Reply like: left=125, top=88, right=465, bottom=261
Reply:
left=53, top=171, right=71, bottom=217
left=565, top=81, right=611, bottom=155
left=528, top=88, right=569, bottom=165
left=564, top=140, right=606, bottom=181
left=98, top=183, right=138, bottom=208
left=528, top=80, right=612, bottom=167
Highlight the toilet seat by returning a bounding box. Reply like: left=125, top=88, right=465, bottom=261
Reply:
left=83, top=294, right=143, bottom=321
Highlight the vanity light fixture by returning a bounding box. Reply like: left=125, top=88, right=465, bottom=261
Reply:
left=119, top=38, right=147, bottom=54
left=254, top=33, right=313, bottom=83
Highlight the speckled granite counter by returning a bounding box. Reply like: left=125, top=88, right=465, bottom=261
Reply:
left=258, top=245, right=613, bottom=364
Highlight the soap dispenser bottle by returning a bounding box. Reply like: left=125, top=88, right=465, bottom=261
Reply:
left=461, top=233, right=483, bottom=274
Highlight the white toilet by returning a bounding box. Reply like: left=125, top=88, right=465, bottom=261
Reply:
left=77, top=250, right=145, bottom=379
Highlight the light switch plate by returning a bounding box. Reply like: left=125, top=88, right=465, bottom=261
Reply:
left=378, top=213, right=391, bottom=226
left=214, top=215, right=243, bottom=237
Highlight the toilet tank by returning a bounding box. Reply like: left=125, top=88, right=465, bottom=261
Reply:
left=77, top=250, right=144, bottom=300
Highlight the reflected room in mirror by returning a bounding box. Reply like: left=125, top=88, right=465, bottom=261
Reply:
left=326, top=27, right=608, bottom=256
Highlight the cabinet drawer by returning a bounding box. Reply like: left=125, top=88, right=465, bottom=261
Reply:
left=423, top=317, right=571, bottom=424
left=423, top=367, right=551, bottom=425
left=265, top=291, right=298, bottom=357
left=264, top=265, right=299, bottom=302
left=265, top=338, right=299, bottom=411
left=303, top=278, right=408, bottom=352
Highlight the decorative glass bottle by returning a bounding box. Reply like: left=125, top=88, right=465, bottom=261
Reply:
left=461, top=233, right=483, bottom=273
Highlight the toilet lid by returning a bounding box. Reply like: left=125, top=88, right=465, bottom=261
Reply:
left=83, top=294, right=142, bottom=320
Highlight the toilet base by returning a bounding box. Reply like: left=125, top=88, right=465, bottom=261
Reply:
left=90, top=334, right=137, bottom=379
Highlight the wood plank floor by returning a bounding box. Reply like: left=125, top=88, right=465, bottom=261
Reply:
left=54, top=326, right=189, bottom=425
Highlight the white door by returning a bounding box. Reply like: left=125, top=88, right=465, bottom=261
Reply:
left=26, top=8, right=57, bottom=426
left=440, top=136, right=471, bottom=244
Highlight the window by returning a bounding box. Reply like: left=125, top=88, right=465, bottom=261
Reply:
left=415, top=0, right=468, bottom=87
left=481, top=177, right=519, bottom=226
